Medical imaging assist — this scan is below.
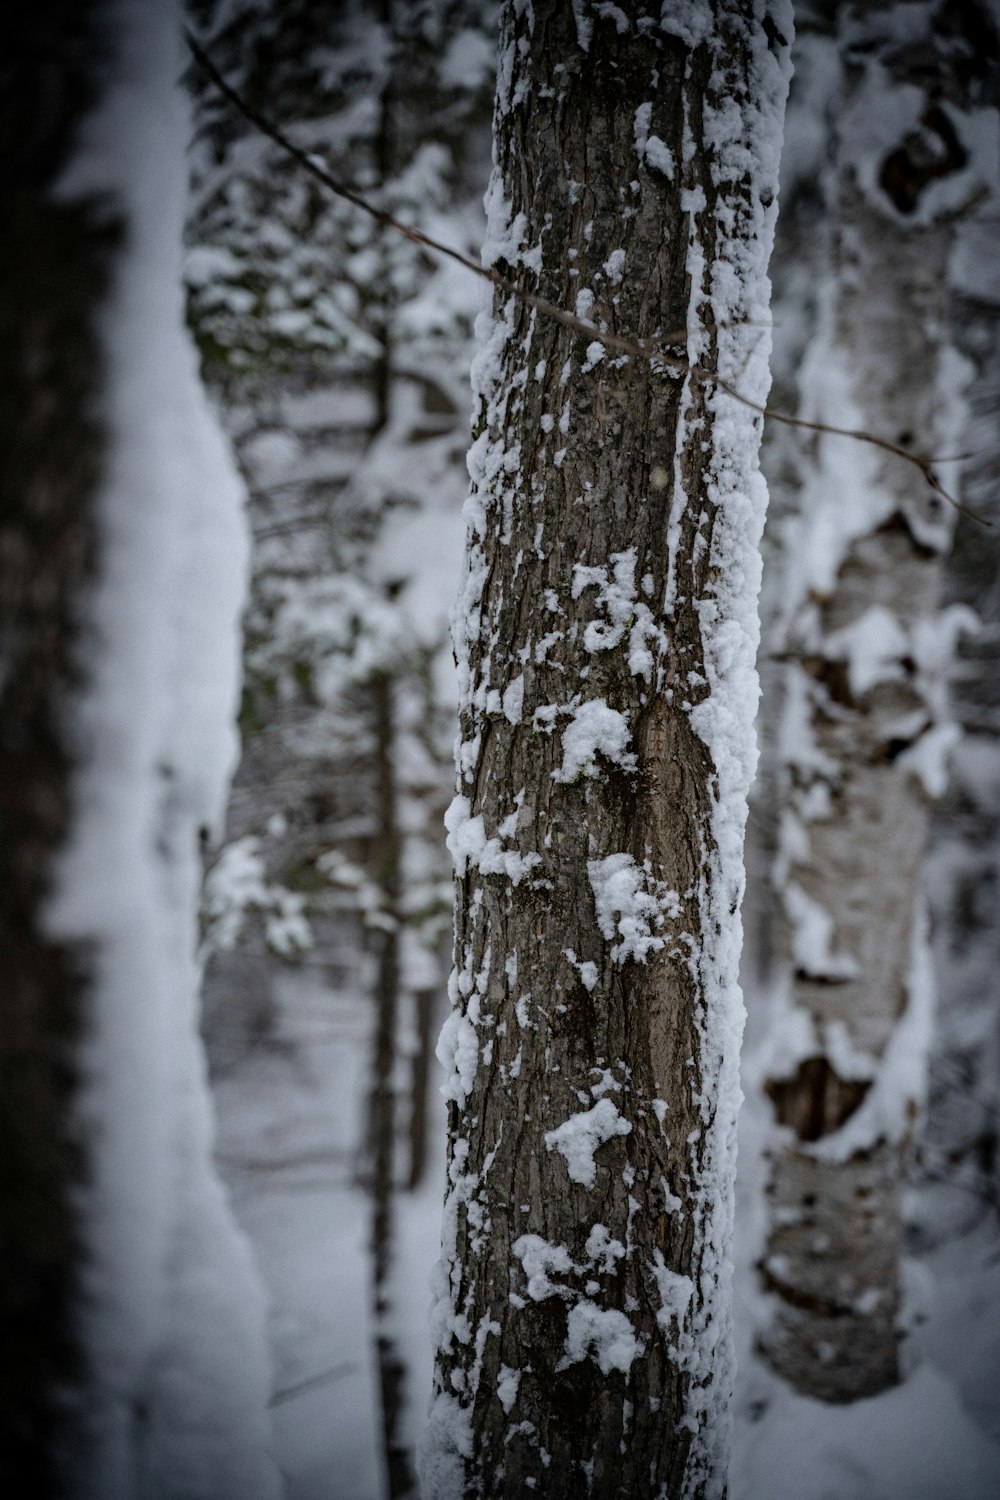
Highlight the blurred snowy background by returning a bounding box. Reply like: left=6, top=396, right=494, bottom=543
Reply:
left=5, top=0, right=1000, bottom=1496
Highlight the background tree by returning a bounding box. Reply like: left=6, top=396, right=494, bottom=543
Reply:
left=742, top=0, right=1000, bottom=1404
left=3, top=0, right=280, bottom=1494
left=1, top=4, right=108, bottom=1487
left=186, top=0, right=497, bottom=1488
left=421, top=2, right=791, bottom=1496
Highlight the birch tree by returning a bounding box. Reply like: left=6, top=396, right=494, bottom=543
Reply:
left=421, top=3, right=791, bottom=1495
left=753, top=0, right=999, bottom=1402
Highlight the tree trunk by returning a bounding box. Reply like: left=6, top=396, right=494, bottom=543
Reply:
left=29, top=2, right=281, bottom=1492
left=421, top=3, right=791, bottom=1496
left=756, top=0, right=995, bottom=1403
left=0, top=4, right=109, bottom=1489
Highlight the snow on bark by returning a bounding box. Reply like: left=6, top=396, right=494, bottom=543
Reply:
left=422, top=3, right=791, bottom=1496
left=746, top=0, right=995, bottom=1405
left=44, top=2, right=279, bottom=1493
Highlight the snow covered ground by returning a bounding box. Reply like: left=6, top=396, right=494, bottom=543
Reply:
left=211, top=967, right=385, bottom=1500
left=206, top=963, right=1000, bottom=1499
left=732, top=1112, right=1000, bottom=1499
left=211, top=965, right=444, bottom=1500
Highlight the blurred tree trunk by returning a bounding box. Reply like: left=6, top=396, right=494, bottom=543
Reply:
left=755, top=0, right=998, bottom=1402
left=421, top=3, right=790, bottom=1496
left=915, top=7, right=1000, bottom=1249
left=0, top=5, right=108, bottom=1489
left=187, top=0, right=498, bottom=1483
left=3, top=2, right=281, bottom=1494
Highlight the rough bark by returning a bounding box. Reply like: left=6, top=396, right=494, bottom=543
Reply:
left=757, top=0, right=996, bottom=1403
left=422, top=4, right=790, bottom=1497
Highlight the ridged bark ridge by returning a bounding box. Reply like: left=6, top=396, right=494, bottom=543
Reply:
left=422, top=3, right=790, bottom=1496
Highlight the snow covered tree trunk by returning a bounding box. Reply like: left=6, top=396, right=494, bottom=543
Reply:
left=756, top=0, right=995, bottom=1404
left=421, top=3, right=790, bottom=1496
left=5, top=1, right=282, bottom=1493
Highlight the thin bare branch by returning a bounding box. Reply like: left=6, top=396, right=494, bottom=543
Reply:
left=185, top=29, right=989, bottom=527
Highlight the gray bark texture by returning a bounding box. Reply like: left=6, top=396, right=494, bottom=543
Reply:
left=757, top=0, right=997, bottom=1404
left=422, top=3, right=790, bottom=1497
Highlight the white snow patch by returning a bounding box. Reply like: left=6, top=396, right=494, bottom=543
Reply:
left=652, top=1249, right=694, bottom=1331
left=564, top=948, right=599, bottom=992
left=444, top=794, right=541, bottom=885
left=512, top=1234, right=575, bottom=1301
left=785, top=882, right=859, bottom=982
left=559, top=1301, right=639, bottom=1375
left=555, top=699, right=636, bottom=781
left=588, top=853, right=681, bottom=964
left=603, top=248, right=627, bottom=285
left=634, top=101, right=675, bottom=178
left=585, top=1223, right=627, bottom=1273
left=497, top=1365, right=521, bottom=1414
left=544, top=1098, right=632, bottom=1188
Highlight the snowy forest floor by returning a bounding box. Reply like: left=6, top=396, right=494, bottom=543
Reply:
left=209, top=971, right=1000, bottom=1500
left=210, top=969, right=445, bottom=1500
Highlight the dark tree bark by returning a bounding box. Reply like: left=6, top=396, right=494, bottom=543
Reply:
left=422, top=3, right=790, bottom=1497
left=0, top=6, right=112, bottom=1490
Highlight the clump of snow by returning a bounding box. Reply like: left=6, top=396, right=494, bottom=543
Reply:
left=502, top=673, right=525, bottom=724
left=558, top=1301, right=639, bottom=1375
left=658, top=1, right=712, bottom=48
left=824, top=605, right=909, bottom=698
left=603, top=247, right=627, bottom=285
left=570, top=0, right=594, bottom=52
left=444, top=793, right=541, bottom=884
left=439, top=27, right=497, bottom=91
left=585, top=1224, right=627, bottom=1273
left=652, top=1249, right=694, bottom=1331
left=634, top=101, right=675, bottom=179
left=497, top=1365, right=521, bottom=1414
left=202, top=835, right=312, bottom=957
left=418, top=1390, right=473, bottom=1500
left=898, top=722, right=961, bottom=799
left=581, top=339, right=606, bottom=372
left=572, top=548, right=660, bottom=675
left=564, top=947, right=599, bottom=992
left=588, top=853, right=681, bottom=964
left=784, top=882, right=859, bottom=982
left=436, top=1005, right=480, bottom=1109
left=555, top=699, right=636, bottom=781
left=512, top=1234, right=576, bottom=1301
left=544, top=1098, right=632, bottom=1188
